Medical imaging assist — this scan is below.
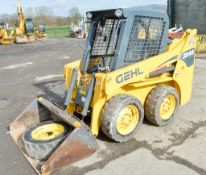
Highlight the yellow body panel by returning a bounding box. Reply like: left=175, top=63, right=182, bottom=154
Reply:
left=64, top=60, right=81, bottom=89
left=64, top=29, right=197, bottom=136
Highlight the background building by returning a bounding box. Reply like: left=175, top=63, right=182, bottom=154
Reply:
left=167, top=0, right=206, bottom=34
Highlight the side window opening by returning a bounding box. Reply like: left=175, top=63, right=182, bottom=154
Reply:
left=125, top=16, right=166, bottom=63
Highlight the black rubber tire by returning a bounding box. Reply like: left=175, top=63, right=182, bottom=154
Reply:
left=145, top=85, right=180, bottom=126
left=22, top=121, right=70, bottom=160
left=101, top=94, right=144, bottom=143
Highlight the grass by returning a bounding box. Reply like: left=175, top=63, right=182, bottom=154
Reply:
left=46, top=26, right=71, bottom=38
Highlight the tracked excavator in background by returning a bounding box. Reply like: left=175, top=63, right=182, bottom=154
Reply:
left=9, top=7, right=197, bottom=175
left=15, top=0, right=35, bottom=44
left=0, top=22, right=14, bottom=45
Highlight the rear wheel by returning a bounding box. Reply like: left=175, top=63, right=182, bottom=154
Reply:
left=101, top=94, right=144, bottom=142
left=145, top=85, right=179, bottom=126
left=22, top=121, right=70, bottom=160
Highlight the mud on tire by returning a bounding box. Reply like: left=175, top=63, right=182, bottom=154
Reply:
left=101, top=94, right=144, bottom=143
left=145, top=85, right=180, bottom=126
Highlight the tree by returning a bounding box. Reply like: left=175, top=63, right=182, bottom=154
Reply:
left=0, top=13, right=17, bottom=27
left=35, top=6, right=54, bottom=17
left=34, top=6, right=54, bottom=25
left=8, top=14, right=18, bottom=27
left=68, top=7, right=82, bottom=26
left=25, top=7, right=34, bottom=18
left=0, top=13, right=10, bottom=22
left=0, top=6, right=72, bottom=27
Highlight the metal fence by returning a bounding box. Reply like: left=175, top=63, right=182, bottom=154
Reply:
left=46, top=26, right=70, bottom=38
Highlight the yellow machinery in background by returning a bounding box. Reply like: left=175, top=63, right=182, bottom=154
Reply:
left=15, top=0, right=35, bottom=44
left=0, top=23, right=14, bottom=45
left=9, top=8, right=197, bottom=175
left=196, top=35, right=206, bottom=53
left=35, top=24, right=47, bottom=41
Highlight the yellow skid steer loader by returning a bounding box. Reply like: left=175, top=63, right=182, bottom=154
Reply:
left=9, top=8, right=197, bottom=175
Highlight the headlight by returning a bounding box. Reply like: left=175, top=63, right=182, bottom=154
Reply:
left=86, top=12, right=93, bottom=19
left=115, top=9, right=123, bottom=17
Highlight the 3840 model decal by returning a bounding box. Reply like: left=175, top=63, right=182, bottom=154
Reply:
left=181, top=49, right=195, bottom=67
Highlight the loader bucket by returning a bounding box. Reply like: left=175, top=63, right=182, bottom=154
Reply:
left=9, top=97, right=97, bottom=175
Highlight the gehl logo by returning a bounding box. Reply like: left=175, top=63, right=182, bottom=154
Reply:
left=116, top=68, right=144, bottom=83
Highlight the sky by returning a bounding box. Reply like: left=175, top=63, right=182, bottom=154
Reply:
left=0, top=0, right=167, bottom=16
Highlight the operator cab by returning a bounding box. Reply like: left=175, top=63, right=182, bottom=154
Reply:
left=38, top=24, right=46, bottom=33
left=82, top=8, right=169, bottom=74
left=25, top=18, right=34, bottom=33
left=0, top=23, right=6, bottom=29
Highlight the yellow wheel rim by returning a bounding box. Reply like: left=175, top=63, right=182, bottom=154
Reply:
left=117, top=105, right=139, bottom=135
left=31, top=123, right=65, bottom=141
left=160, top=95, right=176, bottom=120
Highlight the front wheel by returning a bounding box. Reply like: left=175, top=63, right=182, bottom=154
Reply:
left=101, top=94, right=144, bottom=142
